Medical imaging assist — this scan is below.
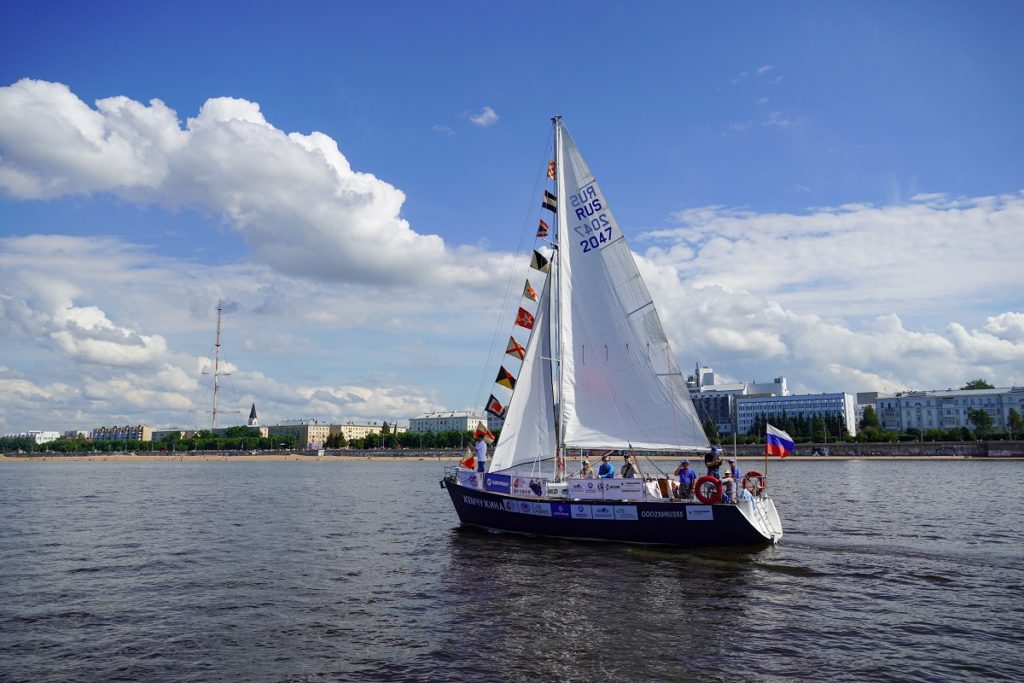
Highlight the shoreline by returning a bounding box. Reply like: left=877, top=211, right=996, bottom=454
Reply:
left=2, top=454, right=1021, bottom=463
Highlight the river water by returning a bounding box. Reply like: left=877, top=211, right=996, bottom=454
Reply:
left=1, top=459, right=1022, bottom=682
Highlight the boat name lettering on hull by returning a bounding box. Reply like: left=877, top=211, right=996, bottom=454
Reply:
left=461, top=495, right=503, bottom=511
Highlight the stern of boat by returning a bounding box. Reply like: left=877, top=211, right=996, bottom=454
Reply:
left=737, top=495, right=784, bottom=544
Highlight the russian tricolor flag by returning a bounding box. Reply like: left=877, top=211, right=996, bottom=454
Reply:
left=765, top=423, right=795, bottom=458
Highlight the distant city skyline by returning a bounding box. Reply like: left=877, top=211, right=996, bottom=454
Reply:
left=1, top=2, right=1022, bottom=432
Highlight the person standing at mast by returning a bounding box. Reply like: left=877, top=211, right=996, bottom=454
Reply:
left=474, top=434, right=488, bottom=473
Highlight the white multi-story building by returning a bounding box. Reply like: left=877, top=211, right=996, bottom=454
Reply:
left=736, top=393, right=857, bottom=437
left=686, top=365, right=789, bottom=435
left=331, top=422, right=407, bottom=441
left=409, top=411, right=489, bottom=434
left=2, top=430, right=61, bottom=445
left=875, top=387, right=1024, bottom=433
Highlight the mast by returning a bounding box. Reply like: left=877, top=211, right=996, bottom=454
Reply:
left=552, top=115, right=566, bottom=482
left=211, top=300, right=223, bottom=431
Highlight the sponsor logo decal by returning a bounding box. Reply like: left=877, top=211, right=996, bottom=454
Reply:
left=512, top=476, right=547, bottom=498
left=571, top=504, right=593, bottom=519
left=613, top=505, right=638, bottom=521
left=530, top=502, right=552, bottom=517
left=552, top=503, right=572, bottom=518
left=457, top=470, right=481, bottom=489
left=593, top=505, right=615, bottom=520
left=484, top=473, right=511, bottom=494
left=568, top=478, right=603, bottom=500
left=686, top=505, right=714, bottom=521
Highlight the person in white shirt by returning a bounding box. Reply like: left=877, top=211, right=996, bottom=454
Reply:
left=474, top=436, right=488, bottom=473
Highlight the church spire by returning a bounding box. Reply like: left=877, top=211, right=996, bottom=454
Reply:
left=248, top=403, right=258, bottom=426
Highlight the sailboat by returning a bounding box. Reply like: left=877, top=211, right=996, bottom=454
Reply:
left=441, top=118, right=782, bottom=546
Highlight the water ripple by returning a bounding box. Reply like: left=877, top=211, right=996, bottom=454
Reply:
left=1, top=459, right=1023, bottom=681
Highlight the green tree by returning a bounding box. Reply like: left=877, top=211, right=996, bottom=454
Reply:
left=811, top=415, right=828, bottom=441
left=859, top=405, right=881, bottom=431
left=961, top=379, right=995, bottom=390
left=325, top=432, right=347, bottom=449
left=1008, top=408, right=1023, bottom=439
left=967, top=408, right=993, bottom=438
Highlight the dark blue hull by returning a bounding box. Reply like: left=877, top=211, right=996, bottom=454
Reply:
left=442, top=479, right=775, bottom=547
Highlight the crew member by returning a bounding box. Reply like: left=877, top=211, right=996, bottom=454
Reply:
left=705, top=446, right=723, bottom=479
left=673, top=459, right=697, bottom=500
left=474, top=434, right=488, bottom=473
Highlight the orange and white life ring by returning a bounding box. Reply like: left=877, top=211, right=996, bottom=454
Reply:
left=694, top=475, right=723, bottom=504
left=742, top=470, right=765, bottom=495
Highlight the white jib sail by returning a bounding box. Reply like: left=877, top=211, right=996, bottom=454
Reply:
left=555, top=121, right=709, bottom=451
left=488, top=277, right=558, bottom=473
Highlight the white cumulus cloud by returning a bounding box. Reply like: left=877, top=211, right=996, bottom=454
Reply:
left=469, top=106, right=499, bottom=127
left=0, top=78, right=497, bottom=287
left=634, top=193, right=1024, bottom=392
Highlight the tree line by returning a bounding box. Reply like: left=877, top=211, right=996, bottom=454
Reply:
left=0, top=425, right=498, bottom=454
left=0, top=427, right=301, bottom=454
left=326, top=423, right=498, bottom=450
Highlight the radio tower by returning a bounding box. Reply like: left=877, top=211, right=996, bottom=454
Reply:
left=211, top=300, right=224, bottom=430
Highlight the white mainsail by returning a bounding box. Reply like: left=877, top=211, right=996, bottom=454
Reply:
left=488, top=277, right=557, bottom=473
left=554, top=120, right=708, bottom=451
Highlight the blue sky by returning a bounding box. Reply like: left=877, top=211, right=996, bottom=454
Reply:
left=1, top=1, right=1022, bottom=433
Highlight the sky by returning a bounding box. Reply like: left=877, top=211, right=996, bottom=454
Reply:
left=1, top=1, right=1023, bottom=433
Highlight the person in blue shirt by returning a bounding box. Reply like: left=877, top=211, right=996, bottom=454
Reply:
left=727, top=457, right=741, bottom=486
left=597, top=453, right=615, bottom=478
left=673, top=459, right=697, bottom=500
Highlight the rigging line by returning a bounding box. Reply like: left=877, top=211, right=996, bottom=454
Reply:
left=472, top=131, right=554, bottom=413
